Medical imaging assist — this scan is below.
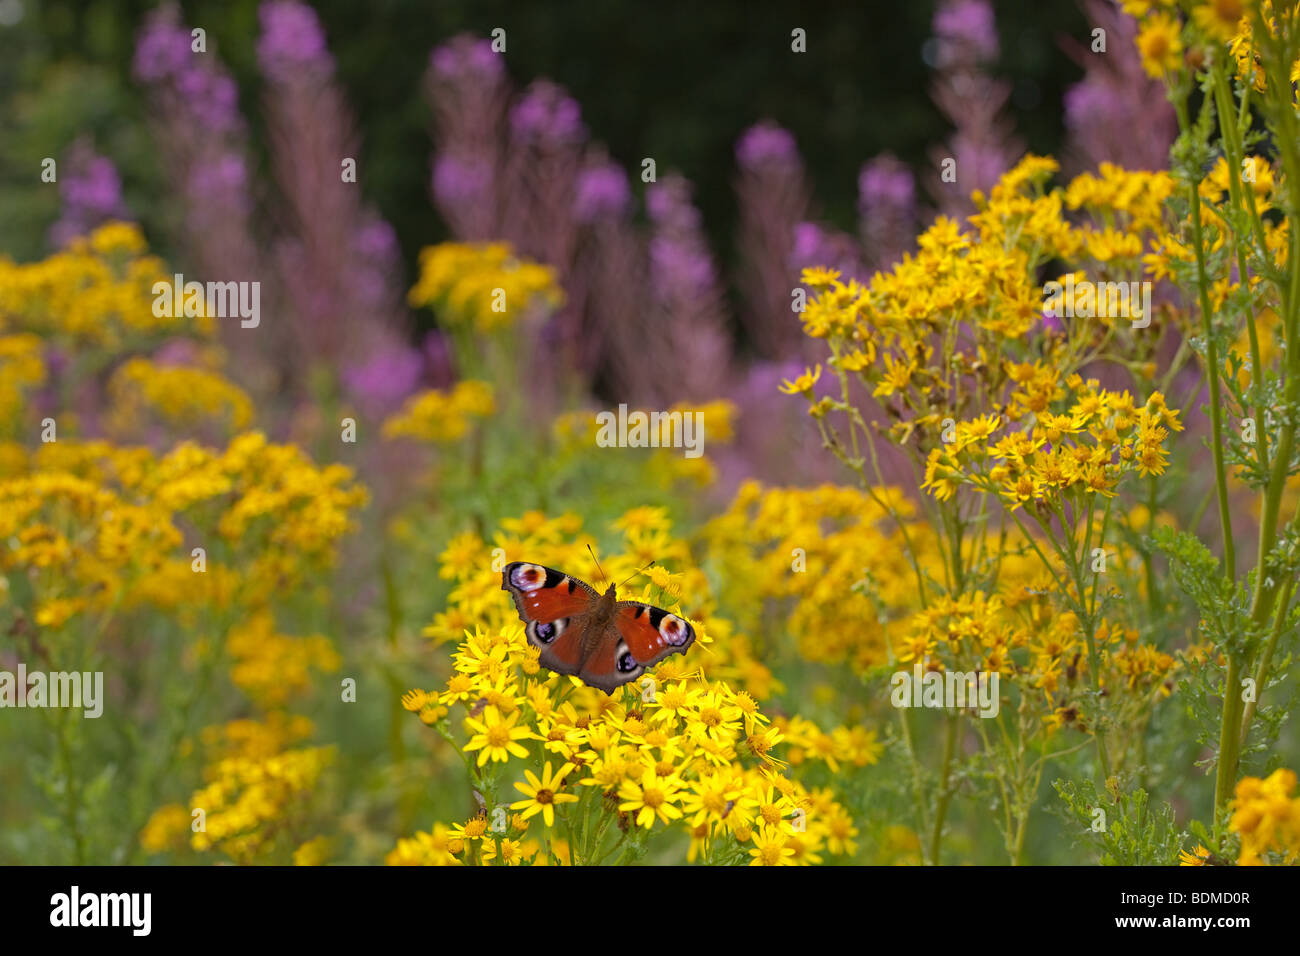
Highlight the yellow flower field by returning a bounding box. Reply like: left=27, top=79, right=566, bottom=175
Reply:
left=3, top=0, right=1300, bottom=873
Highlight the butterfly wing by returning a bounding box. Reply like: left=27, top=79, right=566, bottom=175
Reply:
left=597, top=601, right=696, bottom=684
left=501, top=562, right=599, bottom=677
left=502, top=564, right=697, bottom=694
left=577, top=629, right=635, bottom=695
left=575, top=606, right=694, bottom=694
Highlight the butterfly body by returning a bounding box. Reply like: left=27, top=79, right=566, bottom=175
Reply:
left=577, top=582, right=618, bottom=661
left=501, top=561, right=695, bottom=694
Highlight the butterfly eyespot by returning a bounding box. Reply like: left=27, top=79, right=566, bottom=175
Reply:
left=511, top=563, right=547, bottom=591
left=529, top=618, right=566, bottom=645
left=659, top=614, right=691, bottom=646
left=617, top=650, right=639, bottom=674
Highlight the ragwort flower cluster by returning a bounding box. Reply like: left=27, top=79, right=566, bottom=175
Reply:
left=0, top=224, right=365, bottom=865
left=390, top=508, right=877, bottom=865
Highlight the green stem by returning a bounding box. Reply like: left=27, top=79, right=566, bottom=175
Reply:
left=1179, top=95, right=1236, bottom=583
left=928, top=712, right=960, bottom=866
left=1239, top=578, right=1294, bottom=747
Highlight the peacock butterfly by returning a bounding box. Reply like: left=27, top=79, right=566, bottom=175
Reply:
left=501, top=561, right=696, bottom=694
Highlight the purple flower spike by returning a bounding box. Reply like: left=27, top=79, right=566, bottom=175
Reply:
left=933, top=0, right=999, bottom=66
left=432, top=155, right=491, bottom=205
left=430, top=36, right=503, bottom=83
left=574, top=161, right=631, bottom=223
left=49, top=142, right=131, bottom=248
left=343, top=345, right=424, bottom=415
left=859, top=155, right=916, bottom=213
left=132, top=16, right=193, bottom=82
left=510, top=81, right=586, bottom=147
left=736, top=122, right=798, bottom=171
left=257, top=0, right=334, bottom=82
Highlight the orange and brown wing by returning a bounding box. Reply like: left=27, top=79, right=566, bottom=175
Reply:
left=577, top=629, right=632, bottom=695
left=612, top=601, right=696, bottom=670
left=578, top=610, right=689, bottom=697
left=502, top=562, right=598, bottom=675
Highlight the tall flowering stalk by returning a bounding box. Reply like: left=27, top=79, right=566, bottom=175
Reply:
left=133, top=4, right=260, bottom=353
left=424, top=43, right=628, bottom=403
left=501, top=81, right=587, bottom=277
left=789, top=222, right=863, bottom=286
left=135, top=1, right=416, bottom=415
left=927, top=0, right=1022, bottom=218
left=1062, top=0, right=1177, bottom=174
left=858, top=153, right=919, bottom=272
left=1130, top=0, right=1300, bottom=832
left=49, top=140, right=130, bottom=249
left=501, top=81, right=592, bottom=397
left=734, top=121, right=811, bottom=360
left=257, top=0, right=411, bottom=394
left=570, top=155, right=649, bottom=392
left=425, top=35, right=510, bottom=241
left=645, top=175, right=733, bottom=405
left=787, top=156, right=1193, bottom=863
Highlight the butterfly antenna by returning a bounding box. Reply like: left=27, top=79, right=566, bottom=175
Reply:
left=619, top=560, right=655, bottom=590
left=587, top=544, right=608, bottom=586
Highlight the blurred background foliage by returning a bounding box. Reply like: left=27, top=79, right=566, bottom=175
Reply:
left=0, top=0, right=1088, bottom=313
